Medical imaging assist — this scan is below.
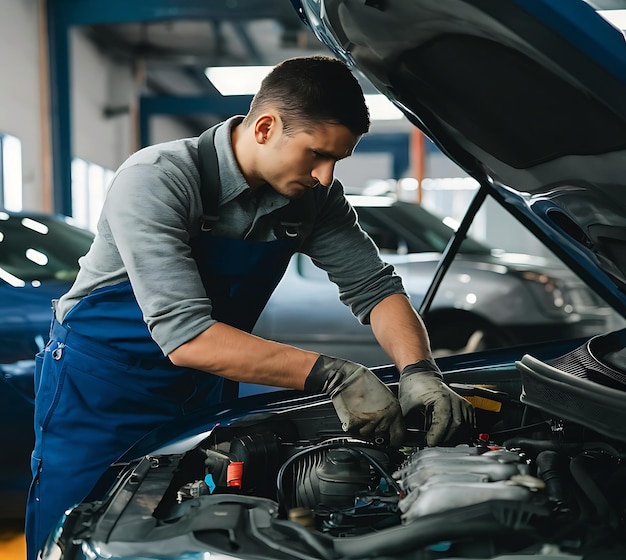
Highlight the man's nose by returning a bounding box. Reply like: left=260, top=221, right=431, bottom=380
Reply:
left=312, top=160, right=335, bottom=188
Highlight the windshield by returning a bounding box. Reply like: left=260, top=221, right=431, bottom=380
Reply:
left=0, top=213, right=94, bottom=284
left=354, top=200, right=492, bottom=255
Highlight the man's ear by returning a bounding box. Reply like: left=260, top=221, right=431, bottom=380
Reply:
left=254, top=114, right=279, bottom=144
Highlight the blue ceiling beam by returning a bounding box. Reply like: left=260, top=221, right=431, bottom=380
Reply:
left=140, top=95, right=253, bottom=116
left=50, top=0, right=288, bottom=26
left=139, top=95, right=253, bottom=147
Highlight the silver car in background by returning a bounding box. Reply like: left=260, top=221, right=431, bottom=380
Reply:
left=254, top=195, right=613, bottom=366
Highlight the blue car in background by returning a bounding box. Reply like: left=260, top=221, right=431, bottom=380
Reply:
left=0, top=211, right=93, bottom=518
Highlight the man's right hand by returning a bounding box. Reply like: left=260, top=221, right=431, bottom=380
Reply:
left=304, top=355, right=405, bottom=446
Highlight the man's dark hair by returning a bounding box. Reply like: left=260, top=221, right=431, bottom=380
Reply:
left=243, top=55, right=370, bottom=136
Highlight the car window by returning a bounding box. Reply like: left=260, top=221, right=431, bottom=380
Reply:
left=0, top=213, right=94, bottom=283
left=353, top=201, right=492, bottom=255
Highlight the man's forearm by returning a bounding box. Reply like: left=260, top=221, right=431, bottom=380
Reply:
left=369, top=294, right=434, bottom=371
left=168, top=322, right=319, bottom=390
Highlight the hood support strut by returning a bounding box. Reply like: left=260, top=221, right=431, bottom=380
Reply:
left=419, top=183, right=488, bottom=317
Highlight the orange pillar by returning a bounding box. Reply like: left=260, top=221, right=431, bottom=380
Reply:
left=410, top=128, right=425, bottom=204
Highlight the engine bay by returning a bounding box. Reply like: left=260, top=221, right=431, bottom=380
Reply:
left=47, top=331, right=626, bottom=560
left=174, top=421, right=626, bottom=559
left=58, top=351, right=626, bottom=560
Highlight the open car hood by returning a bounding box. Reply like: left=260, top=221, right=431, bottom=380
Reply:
left=294, top=0, right=626, bottom=316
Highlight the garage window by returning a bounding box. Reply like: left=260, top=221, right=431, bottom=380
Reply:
left=71, top=158, right=114, bottom=232
left=0, top=133, right=23, bottom=212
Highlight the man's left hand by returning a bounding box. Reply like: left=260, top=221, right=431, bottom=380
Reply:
left=398, top=359, right=475, bottom=446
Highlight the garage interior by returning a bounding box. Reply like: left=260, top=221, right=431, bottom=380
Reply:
left=2, top=0, right=626, bottom=558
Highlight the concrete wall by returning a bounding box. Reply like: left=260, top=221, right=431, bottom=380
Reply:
left=0, top=0, right=44, bottom=210
left=71, top=28, right=135, bottom=171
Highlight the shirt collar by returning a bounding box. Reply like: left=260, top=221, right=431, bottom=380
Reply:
left=213, top=116, right=290, bottom=211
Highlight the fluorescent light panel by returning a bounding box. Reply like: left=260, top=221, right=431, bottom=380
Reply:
left=598, top=10, right=626, bottom=31
left=205, top=66, right=404, bottom=120
left=205, top=66, right=271, bottom=95
left=364, top=94, right=404, bottom=120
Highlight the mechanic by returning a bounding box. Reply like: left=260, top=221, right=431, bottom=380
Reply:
left=26, top=55, right=474, bottom=559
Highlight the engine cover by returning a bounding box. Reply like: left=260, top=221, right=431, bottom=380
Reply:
left=394, top=445, right=545, bottom=523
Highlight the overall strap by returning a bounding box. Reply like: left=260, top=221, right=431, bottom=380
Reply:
left=196, top=124, right=238, bottom=401
left=197, top=123, right=306, bottom=240
left=197, top=125, right=221, bottom=230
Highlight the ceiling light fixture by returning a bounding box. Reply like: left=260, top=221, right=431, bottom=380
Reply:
left=205, top=66, right=271, bottom=96
left=364, top=94, right=404, bottom=121
left=597, top=9, right=626, bottom=32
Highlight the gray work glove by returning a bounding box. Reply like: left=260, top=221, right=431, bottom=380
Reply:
left=305, top=355, right=405, bottom=446
left=399, top=359, right=475, bottom=447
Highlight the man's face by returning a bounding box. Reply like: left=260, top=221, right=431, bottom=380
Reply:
left=258, top=119, right=360, bottom=199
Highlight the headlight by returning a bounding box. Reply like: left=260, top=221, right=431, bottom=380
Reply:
left=517, top=270, right=605, bottom=320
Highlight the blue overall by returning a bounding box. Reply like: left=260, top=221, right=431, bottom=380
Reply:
left=25, top=125, right=303, bottom=559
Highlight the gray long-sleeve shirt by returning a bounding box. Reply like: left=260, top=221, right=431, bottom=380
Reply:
left=56, top=117, right=407, bottom=356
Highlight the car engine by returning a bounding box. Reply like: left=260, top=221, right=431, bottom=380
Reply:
left=176, top=426, right=625, bottom=560
left=55, top=335, right=626, bottom=560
